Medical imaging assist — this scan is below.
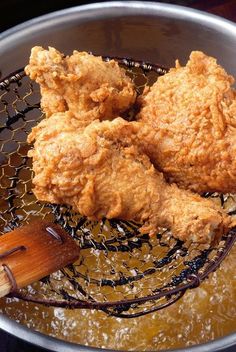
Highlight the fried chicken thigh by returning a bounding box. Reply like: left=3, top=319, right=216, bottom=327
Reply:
left=28, top=114, right=230, bottom=244
left=138, top=51, right=236, bottom=193
left=25, top=47, right=136, bottom=125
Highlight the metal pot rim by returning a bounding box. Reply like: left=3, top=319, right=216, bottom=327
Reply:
left=0, top=2, right=236, bottom=351
left=1, top=1, right=236, bottom=46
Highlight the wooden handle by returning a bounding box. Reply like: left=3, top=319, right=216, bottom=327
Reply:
left=0, top=221, right=80, bottom=298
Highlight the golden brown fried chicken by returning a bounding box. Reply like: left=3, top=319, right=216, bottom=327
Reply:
left=25, top=46, right=136, bottom=124
left=28, top=114, right=230, bottom=244
left=137, top=51, right=236, bottom=194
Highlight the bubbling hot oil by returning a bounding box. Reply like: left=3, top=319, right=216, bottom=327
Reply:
left=0, top=244, right=235, bottom=350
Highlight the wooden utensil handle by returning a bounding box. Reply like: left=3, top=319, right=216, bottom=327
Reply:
left=0, top=221, right=80, bottom=298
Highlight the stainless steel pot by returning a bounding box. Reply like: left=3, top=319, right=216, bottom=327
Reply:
left=0, top=2, right=236, bottom=351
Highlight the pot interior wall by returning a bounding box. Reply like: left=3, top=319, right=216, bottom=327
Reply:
left=1, top=8, right=236, bottom=77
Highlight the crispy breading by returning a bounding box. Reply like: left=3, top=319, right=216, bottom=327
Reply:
left=25, top=46, right=136, bottom=125
left=28, top=114, right=230, bottom=244
left=137, top=51, right=236, bottom=193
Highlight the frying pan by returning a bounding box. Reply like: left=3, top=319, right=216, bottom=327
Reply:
left=0, top=2, right=236, bottom=351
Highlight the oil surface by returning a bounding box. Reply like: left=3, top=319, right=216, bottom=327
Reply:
left=0, top=243, right=235, bottom=350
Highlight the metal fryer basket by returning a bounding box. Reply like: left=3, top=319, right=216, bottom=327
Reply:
left=0, top=58, right=235, bottom=318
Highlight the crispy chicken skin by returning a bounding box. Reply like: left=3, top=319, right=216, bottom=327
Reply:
left=25, top=46, right=136, bottom=124
left=137, top=51, right=236, bottom=194
left=28, top=114, right=230, bottom=244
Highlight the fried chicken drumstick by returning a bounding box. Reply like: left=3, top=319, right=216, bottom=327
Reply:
left=25, top=46, right=136, bottom=125
left=28, top=114, right=230, bottom=244
left=138, top=51, right=236, bottom=194
left=26, top=47, right=232, bottom=244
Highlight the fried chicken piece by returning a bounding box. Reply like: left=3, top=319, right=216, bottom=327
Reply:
left=28, top=114, right=230, bottom=244
left=25, top=46, right=136, bottom=124
left=137, top=51, right=236, bottom=193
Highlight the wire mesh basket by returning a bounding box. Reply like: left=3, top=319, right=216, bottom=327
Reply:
left=0, top=57, right=235, bottom=318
